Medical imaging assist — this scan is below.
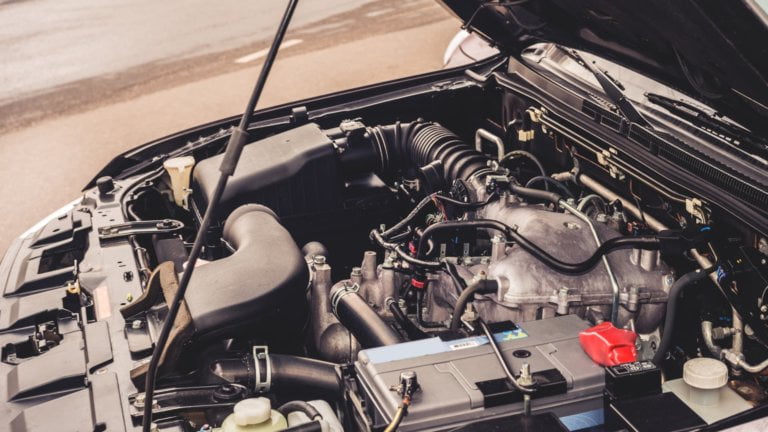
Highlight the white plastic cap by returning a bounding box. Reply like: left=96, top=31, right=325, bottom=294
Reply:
left=162, top=156, right=195, bottom=171
left=683, top=357, right=728, bottom=390
left=233, top=397, right=272, bottom=426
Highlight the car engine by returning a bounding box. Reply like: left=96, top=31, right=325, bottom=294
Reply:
left=4, top=80, right=767, bottom=431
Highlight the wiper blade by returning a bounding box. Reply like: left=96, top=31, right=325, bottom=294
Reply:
left=646, top=92, right=768, bottom=160
left=560, top=47, right=650, bottom=127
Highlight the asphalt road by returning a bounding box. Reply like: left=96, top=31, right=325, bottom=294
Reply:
left=0, top=0, right=460, bottom=253
left=0, top=0, right=373, bottom=103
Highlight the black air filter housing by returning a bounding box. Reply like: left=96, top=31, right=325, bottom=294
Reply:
left=184, top=205, right=308, bottom=338
left=192, top=123, right=342, bottom=221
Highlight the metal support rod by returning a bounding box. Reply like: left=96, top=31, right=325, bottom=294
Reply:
left=475, top=128, right=505, bottom=160
left=140, top=1, right=299, bottom=430
left=559, top=199, right=621, bottom=324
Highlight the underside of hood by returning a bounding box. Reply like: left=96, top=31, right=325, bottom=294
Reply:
left=439, top=0, right=768, bottom=135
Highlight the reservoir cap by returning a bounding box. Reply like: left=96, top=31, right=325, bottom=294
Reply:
left=683, top=358, right=728, bottom=390
left=233, top=397, right=272, bottom=426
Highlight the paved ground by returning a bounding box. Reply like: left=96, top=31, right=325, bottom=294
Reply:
left=0, top=0, right=460, bottom=252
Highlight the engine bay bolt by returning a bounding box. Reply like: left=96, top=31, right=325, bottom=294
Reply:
left=126, top=292, right=134, bottom=302
left=350, top=267, right=362, bottom=280
left=313, top=255, right=326, bottom=266
left=134, top=393, right=157, bottom=409
left=132, top=320, right=143, bottom=329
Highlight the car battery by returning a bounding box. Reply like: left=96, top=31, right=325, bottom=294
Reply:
left=351, top=315, right=605, bottom=431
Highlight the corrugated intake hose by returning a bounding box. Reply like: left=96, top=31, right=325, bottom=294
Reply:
left=361, top=121, right=489, bottom=184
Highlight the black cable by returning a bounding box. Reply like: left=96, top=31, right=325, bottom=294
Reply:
left=388, top=301, right=430, bottom=340
left=394, top=245, right=444, bottom=269
left=478, top=318, right=535, bottom=394
left=506, top=230, right=660, bottom=275
left=434, top=191, right=498, bottom=209
left=450, top=278, right=488, bottom=330
left=416, top=220, right=508, bottom=260
left=416, top=288, right=447, bottom=328
left=381, top=192, right=498, bottom=240
left=381, top=194, right=436, bottom=239
left=500, top=150, right=546, bottom=177
left=525, top=176, right=574, bottom=198
left=140, top=2, right=299, bottom=430
left=277, top=401, right=322, bottom=421
left=412, top=219, right=660, bottom=275
left=652, top=266, right=715, bottom=365
left=444, top=262, right=467, bottom=293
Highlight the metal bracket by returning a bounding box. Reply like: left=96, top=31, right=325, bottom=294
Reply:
left=596, top=148, right=626, bottom=180
left=98, top=219, right=184, bottom=240
left=685, top=198, right=708, bottom=224
left=253, top=345, right=272, bottom=393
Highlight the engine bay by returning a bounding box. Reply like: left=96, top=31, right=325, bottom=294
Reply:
left=2, top=69, right=768, bottom=431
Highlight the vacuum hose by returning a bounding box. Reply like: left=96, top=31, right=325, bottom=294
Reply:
left=652, top=267, right=714, bottom=364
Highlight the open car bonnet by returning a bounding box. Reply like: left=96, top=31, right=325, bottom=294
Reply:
left=438, top=0, right=768, bottom=134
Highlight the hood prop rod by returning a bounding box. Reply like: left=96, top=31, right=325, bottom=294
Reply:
left=141, top=1, right=299, bottom=430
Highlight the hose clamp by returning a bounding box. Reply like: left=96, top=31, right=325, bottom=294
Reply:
left=252, top=345, right=271, bottom=393
left=330, top=282, right=359, bottom=317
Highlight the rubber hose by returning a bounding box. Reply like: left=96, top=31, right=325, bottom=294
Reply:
left=450, top=279, right=492, bottom=330
left=525, top=176, right=574, bottom=198
left=501, top=150, right=547, bottom=177
left=208, top=354, right=341, bottom=395
left=509, top=184, right=562, bottom=204
left=277, top=401, right=322, bottom=420
left=331, top=288, right=404, bottom=348
left=282, top=421, right=323, bottom=432
left=388, top=301, right=430, bottom=340
left=652, top=267, right=714, bottom=364
left=270, top=354, right=341, bottom=395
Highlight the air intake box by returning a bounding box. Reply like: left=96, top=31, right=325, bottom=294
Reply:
left=192, top=123, right=342, bottom=220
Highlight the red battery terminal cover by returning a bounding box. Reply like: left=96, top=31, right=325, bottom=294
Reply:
left=579, top=322, right=637, bottom=366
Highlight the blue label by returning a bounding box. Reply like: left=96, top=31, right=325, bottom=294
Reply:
left=363, top=328, right=528, bottom=364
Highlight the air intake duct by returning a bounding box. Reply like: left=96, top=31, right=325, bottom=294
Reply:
left=337, top=120, right=489, bottom=185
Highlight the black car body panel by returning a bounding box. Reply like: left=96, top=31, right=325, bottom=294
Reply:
left=439, top=0, right=768, bottom=134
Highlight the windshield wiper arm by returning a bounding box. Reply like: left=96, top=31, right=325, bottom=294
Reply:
left=645, top=92, right=768, bottom=159
left=559, top=47, right=650, bottom=127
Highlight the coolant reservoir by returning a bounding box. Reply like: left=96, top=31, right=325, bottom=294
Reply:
left=163, top=156, right=195, bottom=209
left=217, top=398, right=287, bottom=432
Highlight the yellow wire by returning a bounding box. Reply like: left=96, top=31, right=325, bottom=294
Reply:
left=383, top=406, right=405, bottom=432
